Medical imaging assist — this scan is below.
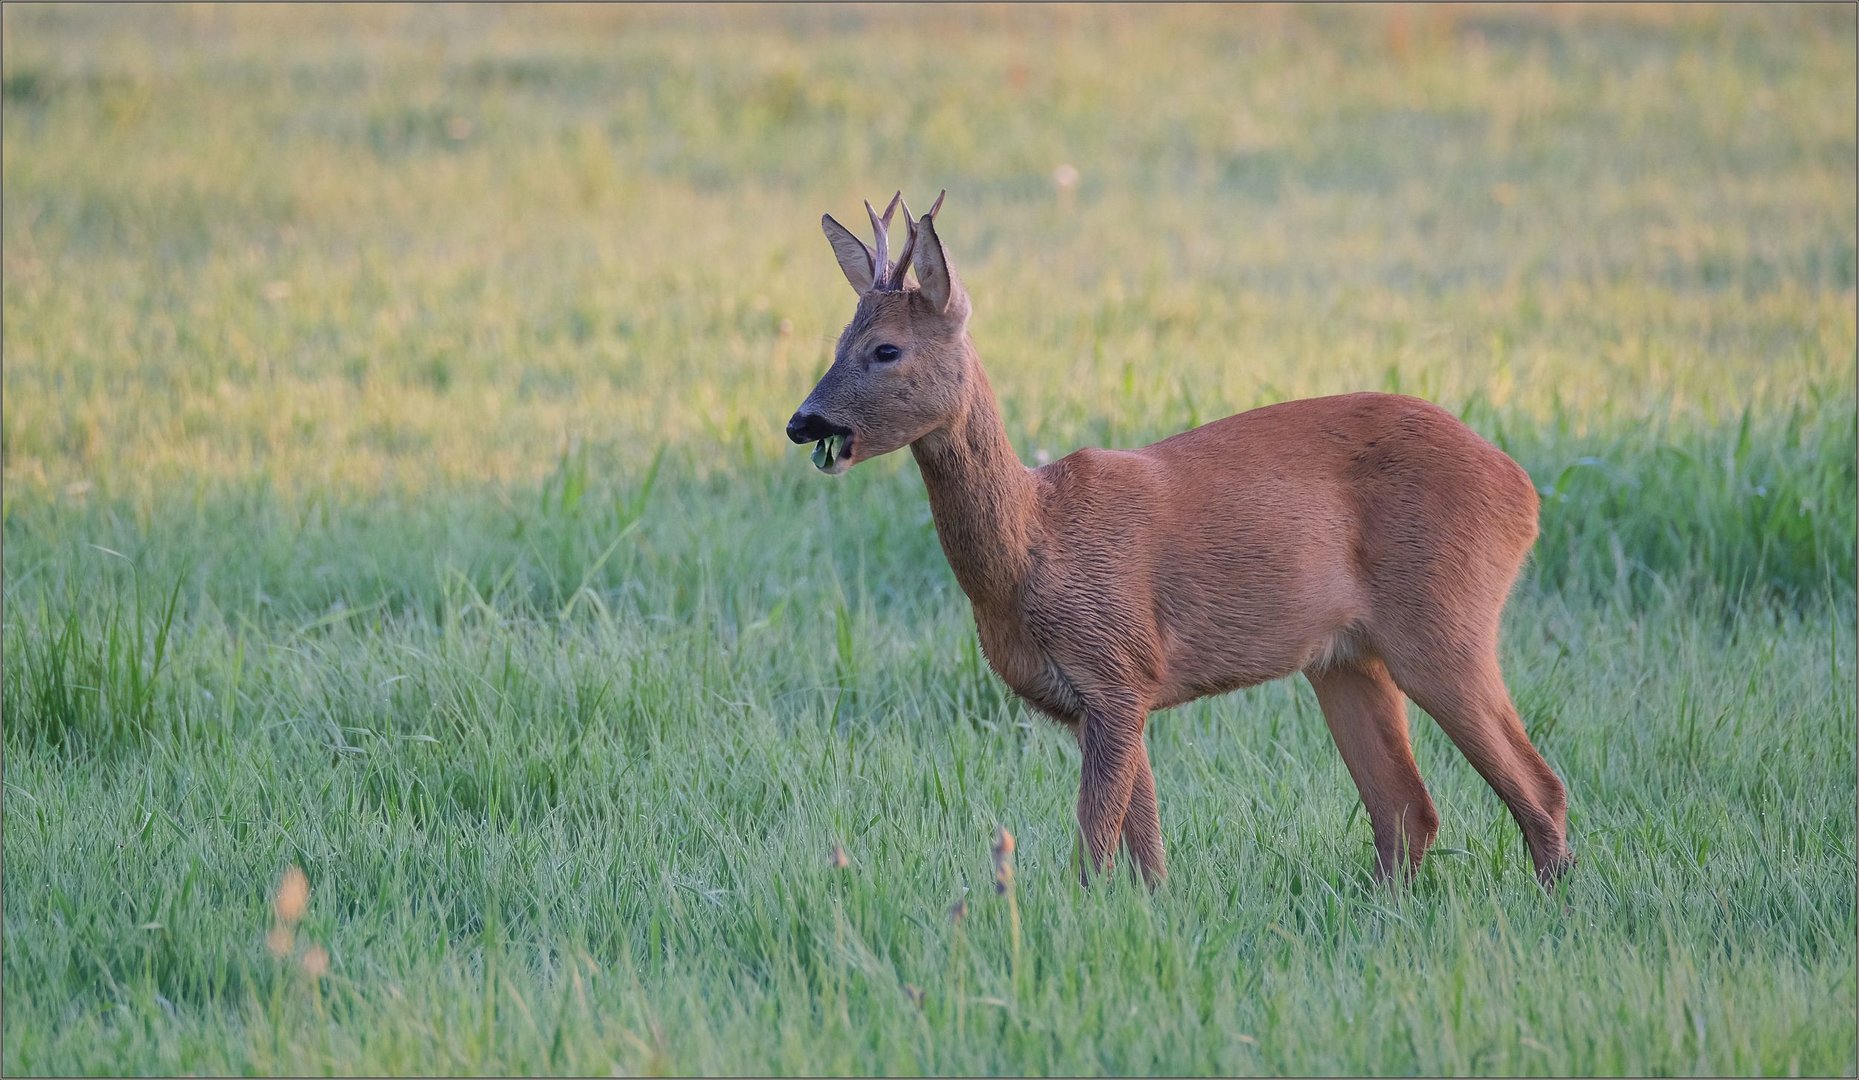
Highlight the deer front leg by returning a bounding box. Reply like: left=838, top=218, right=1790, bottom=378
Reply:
left=1121, top=737, right=1166, bottom=888
left=1076, top=702, right=1149, bottom=886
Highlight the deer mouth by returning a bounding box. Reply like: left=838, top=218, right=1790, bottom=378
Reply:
left=811, top=433, right=855, bottom=474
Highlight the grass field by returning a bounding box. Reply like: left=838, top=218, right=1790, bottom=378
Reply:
left=4, top=4, right=1855, bottom=1075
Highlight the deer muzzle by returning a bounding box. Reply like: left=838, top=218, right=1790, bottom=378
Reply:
left=785, top=411, right=856, bottom=473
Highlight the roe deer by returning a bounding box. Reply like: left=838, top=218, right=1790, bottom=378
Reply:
left=786, top=192, right=1571, bottom=889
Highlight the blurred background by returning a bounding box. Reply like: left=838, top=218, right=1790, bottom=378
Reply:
left=5, top=7, right=1852, bottom=602
left=3, top=6, right=1854, bottom=1075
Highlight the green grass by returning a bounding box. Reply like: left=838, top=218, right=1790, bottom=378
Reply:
left=4, top=4, right=1854, bottom=1075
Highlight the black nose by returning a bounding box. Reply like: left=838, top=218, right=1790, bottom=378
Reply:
left=787, top=411, right=840, bottom=444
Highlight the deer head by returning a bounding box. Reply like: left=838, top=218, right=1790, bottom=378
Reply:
left=786, top=190, right=973, bottom=474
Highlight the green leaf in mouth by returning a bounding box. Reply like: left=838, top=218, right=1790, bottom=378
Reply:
left=811, top=434, right=848, bottom=471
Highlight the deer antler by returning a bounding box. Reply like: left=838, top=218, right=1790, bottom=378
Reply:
left=887, top=189, right=946, bottom=291
left=864, top=191, right=901, bottom=288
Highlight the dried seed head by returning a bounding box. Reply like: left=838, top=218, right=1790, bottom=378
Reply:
left=829, top=844, right=851, bottom=870
left=300, top=945, right=330, bottom=979
left=273, top=866, right=309, bottom=925
left=992, top=826, right=1017, bottom=894
left=902, top=983, right=925, bottom=1009
left=266, top=926, right=295, bottom=958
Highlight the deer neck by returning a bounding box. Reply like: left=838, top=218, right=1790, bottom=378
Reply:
left=910, top=346, right=1038, bottom=608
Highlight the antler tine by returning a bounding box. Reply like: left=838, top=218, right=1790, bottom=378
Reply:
left=888, top=196, right=919, bottom=289
left=862, top=199, right=886, bottom=283
left=926, top=189, right=945, bottom=221
left=865, top=192, right=901, bottom=285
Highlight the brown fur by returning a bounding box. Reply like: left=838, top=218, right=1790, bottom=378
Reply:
left=790, top=197, right=1571, bottom=889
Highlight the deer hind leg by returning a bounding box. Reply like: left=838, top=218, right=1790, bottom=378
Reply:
left=1307, top=657, right=1439, bottom=881
left=1075, top=701, right=1155, bottom=887
left=1381, top=641, right=1572, bottom=886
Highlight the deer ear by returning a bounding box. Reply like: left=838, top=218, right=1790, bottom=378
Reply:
left=821, top=214, right=874, bottom=294
left=911, top=210, right=963, bottom=316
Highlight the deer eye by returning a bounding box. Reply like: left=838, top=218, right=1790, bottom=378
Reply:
left=873, top=343, right=902, bottom=364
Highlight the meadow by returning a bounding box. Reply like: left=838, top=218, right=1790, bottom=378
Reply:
left=3, top=4, right=1855, bottom=1075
